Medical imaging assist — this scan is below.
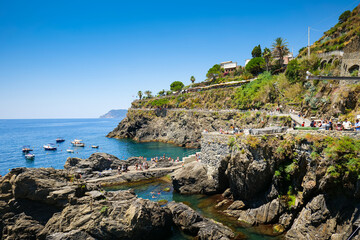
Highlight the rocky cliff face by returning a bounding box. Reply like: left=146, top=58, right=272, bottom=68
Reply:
left=172, top=133, right=360, bottom=239
left=107, top=109, right=291, bottom=148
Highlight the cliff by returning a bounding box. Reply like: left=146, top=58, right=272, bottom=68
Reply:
left=107, top=109, right=292, bottom=148
left=171, top=132, right=360, bottom=239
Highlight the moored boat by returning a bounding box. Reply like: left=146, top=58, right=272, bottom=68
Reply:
left=66, top=149, right=74, bottom=153
left=71, top=139, right=85, bottom=147
left=91, top=145, right=99, bottom=148
left=25, top=153, right=35, bottom=160
left=22, top=145, right=33, bottom=153
left=43, top=143, right=57, bottom=150
left=56, top=137, right=65, bottom=143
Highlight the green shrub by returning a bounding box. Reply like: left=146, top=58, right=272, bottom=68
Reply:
left=170, top=81, right=184, bottom=91
left=245, top=57, right=265, bottom=75
left=338, top=10, right=351, bottom=24
left=285, top=59, right=302, bottom=83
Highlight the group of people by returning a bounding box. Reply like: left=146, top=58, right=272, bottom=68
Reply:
left=297, top=118, right=360, bottom=131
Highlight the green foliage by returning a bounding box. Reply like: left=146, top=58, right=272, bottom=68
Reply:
left=339, top=10, right=351, bottom=24
left=351, top=70, right=359, bottom=77
left=190, top=76, right=196, bottom=84
left=234, top=71, right=273, bottom=109
left=157, top=89, right=166, bottom=96
left=252, top=44, right=262, bottom=58
left=170, top=81, right=184, bottom=91
left=228, top=137, right=236, bottom=148
left=100, top=206, right=109, bottom=213
left=285, top=59, right=302, bottom=84
left=150, top=98, right=169, bottom=107
left=144, top=90, right=152, bottom=99
left=262, top=47, right=272, bottom=71
left=206, top=64, right=221, bottom=79
left=137, top=91, right=143, bottom=100
left=245, top=57, right=265, bottom=75
left=272, top=37, right=289, bottom=66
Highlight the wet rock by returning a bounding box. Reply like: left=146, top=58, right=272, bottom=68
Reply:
left=222, top=188, right=233, bottom=199
left=167, top=201, right=234, bottom=240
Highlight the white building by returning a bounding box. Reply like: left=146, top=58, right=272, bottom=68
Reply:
left=220, top=61, right=237, bottom=72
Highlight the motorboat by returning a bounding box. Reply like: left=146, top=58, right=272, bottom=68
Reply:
left=22, top=145, right=33, bottom=153
left=91, top=145, right=99, bottom=148
left=66, top=149, right=74, bottom=153
left=56, top=137, right=65, bottom=143
left=71, top=139, right=85, bottom=147
left=25, top=153, right=35, bottom=160
left=43, top=143, right=57, bottom=150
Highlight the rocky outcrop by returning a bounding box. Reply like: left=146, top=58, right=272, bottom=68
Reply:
left=0, top=164, right=235, bottom=240
left=107, top=109, right=291, bottom=148
left=167, top=202, right=234, bottom=240
left=171, top=162, right=218, bottom=194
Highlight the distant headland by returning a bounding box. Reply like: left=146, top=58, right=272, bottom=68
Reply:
left=99, top=109, right=127, bottom=119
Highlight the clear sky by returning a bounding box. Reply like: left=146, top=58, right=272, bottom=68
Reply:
left=0, top=0, right=358, bottom=118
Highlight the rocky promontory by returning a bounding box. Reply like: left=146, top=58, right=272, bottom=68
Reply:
left=107, top=109, right=291, bottom=148
left=0, top=153, right=235, bottom=240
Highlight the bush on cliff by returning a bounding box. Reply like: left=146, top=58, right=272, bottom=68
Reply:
left=245, top=57, right=265, bottom=75
left=170, top=81, right=184, bottom=91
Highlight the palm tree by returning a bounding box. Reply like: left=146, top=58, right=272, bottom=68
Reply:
left=144, top=90, right=152, bottom=99
left=272, top=37, right=289, bottom=67
left=263, top=47, right=272, bottom=72
left=137, top=91, right=143, bottom=100
left=190, top=76, right=195, bottom=84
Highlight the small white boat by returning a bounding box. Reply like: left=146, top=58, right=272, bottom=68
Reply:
left=56, top=137, right=65, bottom=143
left=43, top=143, right=57, bottom=150
left=71, top=139, right=85, bottom=147
left=66, top=149, right=74, bottom=153
left=25, top=153, right=35, bottom=160
left=91, top=145, right=99, bottom=148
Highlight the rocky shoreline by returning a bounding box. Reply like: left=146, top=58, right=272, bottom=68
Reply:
left=0, top=153, right=234, bottom=240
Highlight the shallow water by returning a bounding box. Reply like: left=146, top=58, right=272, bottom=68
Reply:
left=0, top=118, right=196, bottom=176
left=106, top=180, right=284, bottom=240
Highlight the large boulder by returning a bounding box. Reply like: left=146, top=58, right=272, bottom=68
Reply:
left=167, top=201, right=234, bottom=240
left=40, top=190, right=173, bottom=240
left=171, top=162, right=218, bottom=194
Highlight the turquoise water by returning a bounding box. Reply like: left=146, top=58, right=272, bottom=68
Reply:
left=106, top=180, right=283, bottom=240
left=0, top=118, right=196, bottom=176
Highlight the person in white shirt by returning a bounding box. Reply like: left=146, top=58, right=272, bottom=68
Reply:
left=342, top=119, right=352, bottom=131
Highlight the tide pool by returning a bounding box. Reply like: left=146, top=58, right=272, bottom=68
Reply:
left=0, top=118, right=196, bottom=176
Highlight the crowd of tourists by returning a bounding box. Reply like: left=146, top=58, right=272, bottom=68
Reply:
left=296, top=119, right=360, bottom=131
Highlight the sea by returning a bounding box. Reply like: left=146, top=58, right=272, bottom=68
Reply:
left=0, top=118, right=196, bottom=176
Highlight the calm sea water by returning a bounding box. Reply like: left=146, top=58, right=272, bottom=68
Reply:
left=0, top=118, right=196, bottom=176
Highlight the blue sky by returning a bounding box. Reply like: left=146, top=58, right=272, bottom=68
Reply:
left=0, top=0, right=358, bottom=118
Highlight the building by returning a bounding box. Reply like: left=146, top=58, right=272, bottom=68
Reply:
left=220, top=61, right=237, bottom=73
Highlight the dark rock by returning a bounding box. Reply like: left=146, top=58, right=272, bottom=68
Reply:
left=167, top=201, right=234, bottom=240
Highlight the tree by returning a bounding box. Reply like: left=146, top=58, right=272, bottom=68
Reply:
left=170, top=81, right=184, bottom=91
left=272, top=37, right=289, bottom=67
left=262, top=47, right=272, bottom=72
left=137, top=91, right=143, bottom=100
left=206, top=64, right=221, bottom=79
left=252, top=45, right=262, bottom=58
left=285, top=59, right=302, bottom=84
left=245, top=57, right=265, bottom=75
left=338, top=10, right=351, bottom=24
left=144, top=90, right=152, bottom=98
left=190, top=76, right=195, bottom=84
left=158, top=89, right=165, bottom=96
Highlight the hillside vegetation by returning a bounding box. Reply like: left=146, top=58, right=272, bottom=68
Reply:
left=299, top=4, right=360, bottom=56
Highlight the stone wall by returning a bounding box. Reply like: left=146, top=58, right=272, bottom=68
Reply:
left=200, top=133, right=231, bottom=167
